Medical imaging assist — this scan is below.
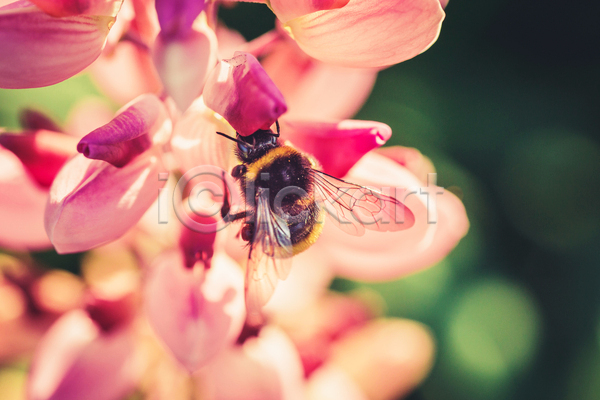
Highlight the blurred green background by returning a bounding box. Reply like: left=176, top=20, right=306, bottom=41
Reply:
left=2, top=1, right=600, bottom=400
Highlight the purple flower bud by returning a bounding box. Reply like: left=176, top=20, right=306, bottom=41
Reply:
left=155, top=0, right=206, bottom=38
left=203, top=52, right=287, bottom=136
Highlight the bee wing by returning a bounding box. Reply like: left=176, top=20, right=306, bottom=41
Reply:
left=245, top=188, right=293, bottom=325
left=310, top=170, right=415, bottom=236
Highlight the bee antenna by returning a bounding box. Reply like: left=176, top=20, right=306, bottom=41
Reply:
left=216, top=131, right=250, bottom=147
left=274, top=120, right=280, bottom=137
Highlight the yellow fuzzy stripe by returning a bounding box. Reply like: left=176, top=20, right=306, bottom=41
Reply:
left=245, top=146, right=300, bottom=182
left=291, top=208, right=325, bottom=255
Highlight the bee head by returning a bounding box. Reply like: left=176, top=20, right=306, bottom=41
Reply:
left=236, top=129, right=278, bottom=162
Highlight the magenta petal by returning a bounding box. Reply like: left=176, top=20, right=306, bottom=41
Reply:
left=144, top=251, right=245, bottom=372
left=155, top=0, right=205, bottom=38
left=280, top=119, right=391, bottom=177
left=152, top=25, right=218, bottom=111
left=179, top=217, right=217, bottom=269
left=29, top=0, right=91, bottom=16
left=85, top=291, right=137, bottom=333
left=269, top=0, right=348, bottom=22
left=0, top=130, right=77, bottom=187
left=77, top=94, right=166, bottom=167
left=0, top=146, right=52, bottom=250
left=45, top=151, right=166, bottom=253
left=0, top=1, right=118, bottom=88
left=203, top=52, right=287, bottom=136
left=27, top=310, right=137, bottom=400
left=29, top=0, right=122, bottom=17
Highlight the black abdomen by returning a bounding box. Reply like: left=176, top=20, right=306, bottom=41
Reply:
left=249, top=148, right=319, bottom=246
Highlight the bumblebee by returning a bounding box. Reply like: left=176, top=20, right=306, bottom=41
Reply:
left=218, top=122, right=414, bottom=323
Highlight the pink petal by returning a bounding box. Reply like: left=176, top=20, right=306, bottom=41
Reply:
left=280, top=119, right=391, bottom=178
left=144, top=251, right=245, bottom=372
left=130, top=0, right=161, bottom=44
left=170, top=98, right=235, bottom=173
left=0, top=147, right=51, bottom=250
left=199, top=326, right=305, bottom=400
left=27, top=310, right=138, bottom=400
left=284, top=0, right=445, bottom=68
left=200, top=348, right=281, bottom=400
left=245, top=327, right=306, bottom=400
left=0, top=130, right=77, bottom=187
left=328, top=319, right=435, bottom=400
left=29, top=0, right=122, bottom=17
left=314, top=151, right=468, bottom=280
left=45, top=150, right=166, bottom=253
left=263, top=249, right=334, bottom=316
left=270, top=0, right=348, bottom=23
left=273, top=293, right=372, bottom=378
left=261, top=35, right=377, bottom=121
left=0, top=1, right=118, bottom=88
left=306, top=366, right=367, bottom=400
left=215, top=23, right=246, bottom=60
left=375, top=146, right=436, bottom=185
left=77, top=94, right=167, bottom=167
left=203, top=52, right=287, bottom=136
left=152, top=24, right=218, bottom=111
left=89, top=40, right=163, bottom=105
left=155, top=0, right=205, bottom=38
left=64, top=98, right=115, bottom=138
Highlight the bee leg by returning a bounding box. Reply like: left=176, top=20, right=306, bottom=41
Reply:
left=220, top=170, right=244, bottom=221
left=231, top=164, right=246, bottom=179
left=224, top=211, right=247, bottom=223
left=220, top=185, right=247, bottom=222
left=241, top=223, right=254, bottom=242
left=220, top=170, right=250, bottom=223
left=274, top=120, right=280, bottom=137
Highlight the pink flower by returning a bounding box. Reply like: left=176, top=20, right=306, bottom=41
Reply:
left=0, top=0, right=123, bottom=88
left=0, top=3, right=467, bottom=397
